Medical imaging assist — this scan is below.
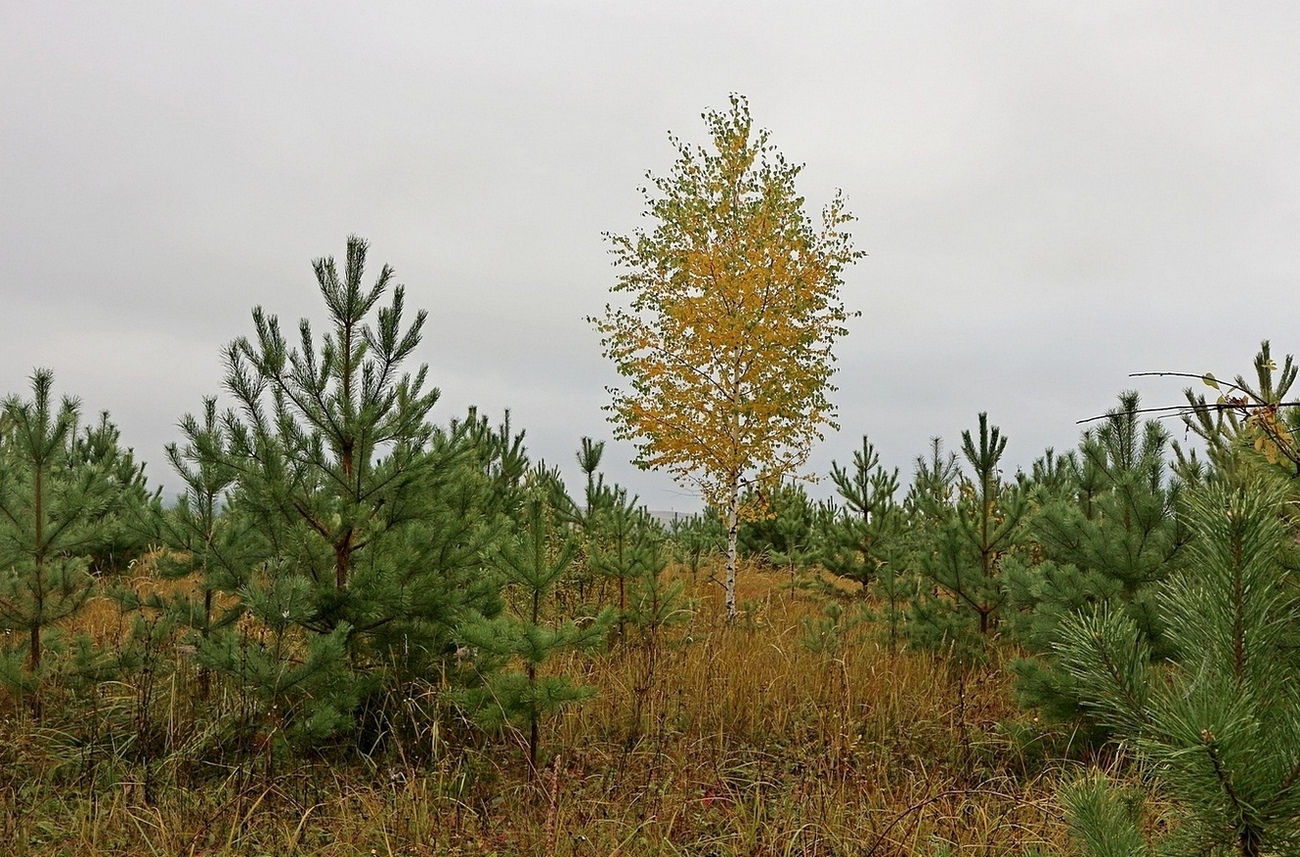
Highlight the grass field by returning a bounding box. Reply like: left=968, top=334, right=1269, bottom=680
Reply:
left=1, top=560, right=1120, bottom=856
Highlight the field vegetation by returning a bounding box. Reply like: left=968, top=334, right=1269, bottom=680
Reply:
left=3, top=231, right=1300, bottom=855
left=4, top=558, right=1082, bottom=856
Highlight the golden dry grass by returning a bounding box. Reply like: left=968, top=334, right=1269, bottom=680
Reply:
left=0, top=561, right=1085, bottom=856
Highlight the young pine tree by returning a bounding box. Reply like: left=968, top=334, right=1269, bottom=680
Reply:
left=141, top=397, right=247, bottom=699
left=0, top=371, right=121, bottom=688
left=623, top=528, right=685, bottom=655
left=623, top=520, right=691, bottom=746
left=589, top=486, right=663, bottom=638
left=736, top=480, right=816, bottom=569
left=189, top=237, right=512, bottom=747
left=819, top=436, right=910, bottom=648
left=569, top=436, right=613, bottom=604
left=1005, top=393, right=1191, bottom=724
left=71, top=410, right=159, bottom=575
left=457, top=485, right=613, bottom=772
left=1056, top=476, right=1300, bottom=857
left=820, top=436, right=901, bottom=586
left=667, top=512, right=723, bottom=580
left=909, top=414, right=1026, bottom=659
left=1181, top=341, right=1300, bottom=482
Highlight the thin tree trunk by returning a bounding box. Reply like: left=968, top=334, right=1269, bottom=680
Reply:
left=527, top=660, right=538, bottom=776
left=30, top=463, right=45, bottom=674
left=335, top=533, right=352, bottom=590
left=29, top=620, right=40, bottom=674
left=725, top=485, right=739, bottom=625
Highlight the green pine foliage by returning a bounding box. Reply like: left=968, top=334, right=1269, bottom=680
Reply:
left=575, top=436, right=610, bottom=526
left=197, top=584, right=359, bottom=750
left=1182, top=341, right=1300, bottom=486
left=622, top=528, right=690, bottom=747
left=178, top=237, right=516, bottom=749
left=893, top=437, right=961, bottom=651
left=0, top=371, right=124, bottom=686
left=456, top=484, right=613, bottom=771
left=819, top=435, right=901, bottom=588
left=145, top=398, right=245, bottom=683
left=799, top=601, right=864, bottom=656
left=567, top=437, right=688, bottom=745
left=667, top=511, right=723, bottom=579
left=1038, top=393, right=1188, bottom=611
left=735, top=480, right=816, bottom=567
left=623, top=529, right=687, bottom=646
left=1006, top=393, right=1191, bottom=724
left=622, top=510, right=689, bottom=662
left=12, top=223, right=1300, bottom=853
left=818, top=435, right=910, bottom=647
left=70, top=410, right=159, bottom=575
left=1059, top=774, right=1151, bottom=857
left=571, top=436, right=615, bottom=605
left=588, top=485, right=664, bottom=637
left=1056, top=477, right=1300, bottom=857
left=908, top=414, right=1026, bottom=660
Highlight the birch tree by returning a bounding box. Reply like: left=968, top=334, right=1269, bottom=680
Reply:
left=592, top=95, right=862, bottom=622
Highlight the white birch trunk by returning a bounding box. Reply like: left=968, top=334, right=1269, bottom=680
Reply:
left=725, top=483, right=740, bottom=625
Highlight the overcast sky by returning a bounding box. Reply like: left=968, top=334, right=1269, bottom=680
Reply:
left=4, top=3, right=1300, bottom=512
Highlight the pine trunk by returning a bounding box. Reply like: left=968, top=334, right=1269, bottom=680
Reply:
left=29, top=463, right=45, bottom=673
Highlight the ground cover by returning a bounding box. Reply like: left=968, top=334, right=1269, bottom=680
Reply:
left=1, top=560, right=1117, bottom=856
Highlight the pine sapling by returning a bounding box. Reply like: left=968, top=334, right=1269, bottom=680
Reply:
left=1056, top=477, right=1300, bottom=857
left=457, top=486, right=613, bottom=773
left=909, top=415, right=1025, bottom=661
left=0, top=370, right=120, bottom=701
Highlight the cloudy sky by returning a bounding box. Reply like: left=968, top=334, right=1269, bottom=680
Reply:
left=4, top=3, right=1299, bottom=512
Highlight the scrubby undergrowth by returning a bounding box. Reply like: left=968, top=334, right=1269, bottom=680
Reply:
left=0, top=558, right=1123, bottom=857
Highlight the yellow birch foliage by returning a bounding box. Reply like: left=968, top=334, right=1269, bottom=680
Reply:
left=591, top=95, right=863, bottom=512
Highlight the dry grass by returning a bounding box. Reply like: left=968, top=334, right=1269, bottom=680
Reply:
left=0, top=560, right=1085, bottom=856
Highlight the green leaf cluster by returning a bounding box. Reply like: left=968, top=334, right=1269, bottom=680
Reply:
left=907, top=413, right=1026, bottom=661
left=456, top=487, right=613, bottom=770
left=1057, top=477, right=1300, bottom=857
left=1006, top=393, right=1191, bottom=725
left=151, top=237, right=523, bottom=750
left=0, top=370, right=145, bottom=691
